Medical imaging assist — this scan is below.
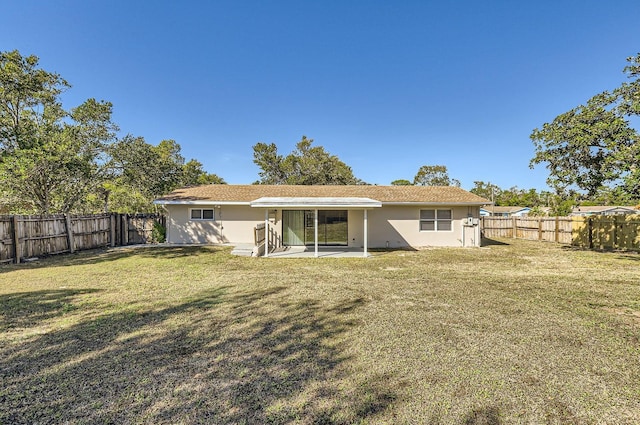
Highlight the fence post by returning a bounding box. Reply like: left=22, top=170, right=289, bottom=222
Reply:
left=121, top=214, right=129, bottom=245
left=588, top=217, right=594, bottom=249
left=65, top=214, right=75, bottom=253
left=555, top=216, right=560, bottom=243
left=512, top=216, right=517, bottom=239
left=613, top=216, right=619, bottom=250
left=538, top=217, right=543, bottom=241
left=12, top=215, right=21, bottom=264
left=110, top=214, right=116, bottom=247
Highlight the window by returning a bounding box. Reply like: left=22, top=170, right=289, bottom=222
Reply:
left=190, top=208, right=214, bottom=220
left=420, top=209, right=452, bottom=231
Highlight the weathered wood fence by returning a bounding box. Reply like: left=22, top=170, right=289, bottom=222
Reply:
left=572, top=215, right=640, bottom=251
left=481, top=216, right=573, bottom=244
left=0, top=213, right=165, bottom=264
left=482, top=215, right=640, bottom=251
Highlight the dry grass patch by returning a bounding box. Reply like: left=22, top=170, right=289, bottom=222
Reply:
left=1, top=239, right=639, bottom=424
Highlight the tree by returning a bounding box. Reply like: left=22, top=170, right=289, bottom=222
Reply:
left=253, top=136, right=361, bottom=185
left=109, top=136, right=185, bottom=203
left=413, top=165, right=460, bottom=187
left=0, top=50, right=120, bottom=213
left=530, top=53, right=640, bottom=198
left=252, top=142, right=287, bottom=184
left=0, top=49, right=226, bottom=214
left=107, top=136, right=226, bottom=212
left=0, top=98, right=117, bottom=213
left=182, top=159, right=226, bottom=185
left=0, top=50, right=70, bottom=152
left=470, top=181, right=502, bottom=203
left=391, top=179, right=412, bottom=186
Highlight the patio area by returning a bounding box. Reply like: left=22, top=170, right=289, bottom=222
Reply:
left=267, top=246, right=371, bottom=258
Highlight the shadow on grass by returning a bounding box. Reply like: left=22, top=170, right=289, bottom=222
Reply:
left=0, top=245, right=229, bottom=274
left=367, top=247, right=418, bottom=258
left=0, top=289, right=102, bottom=330
left=480, top=237, right=510, bottom=246
left=560, top=244, right=640, bottom=260
left=0, top=286, right=395, bottom=424
left=463, top=406, right=502, bottom=424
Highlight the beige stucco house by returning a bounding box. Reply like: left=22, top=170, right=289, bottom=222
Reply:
left=154, top=185, right=490, bottom=255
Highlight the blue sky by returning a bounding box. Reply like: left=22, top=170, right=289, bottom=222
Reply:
left=3, top=1, right=639, bottom=190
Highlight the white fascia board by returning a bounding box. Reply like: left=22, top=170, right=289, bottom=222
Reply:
left=252, top=203, right=382, bottom=208
left=382, top=202, right=488, bottom=206
left=250, top=197, right=382, bottom=208
left=152, top=200, right=251, bottom=206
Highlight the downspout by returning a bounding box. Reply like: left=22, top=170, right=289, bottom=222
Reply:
left=462, top=220, right=465, bottom=247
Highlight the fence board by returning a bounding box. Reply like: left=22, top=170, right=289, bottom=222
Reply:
left=0, top=217, right=13, bottom=263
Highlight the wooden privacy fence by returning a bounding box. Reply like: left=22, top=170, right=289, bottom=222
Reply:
left=482, top=216, right=573, bottom=244
left=0, top=213, right=165, bottom=264
left=482, top=215, right=640, bottom=250
left=572, top=215, right=640, bottom=251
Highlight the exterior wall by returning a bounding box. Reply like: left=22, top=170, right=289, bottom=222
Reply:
left=366, top=205, right=481, bottom=248
left=165, top=204, right=482, bottom=247
left=166, top=204, right=265, bottom=244
left=347, top=210, right=364, bottom=247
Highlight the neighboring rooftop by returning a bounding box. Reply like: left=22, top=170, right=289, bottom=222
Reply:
left=154, top=185, right=490, bottom=205
left=481, top=206, right=529, bottom=214
left=571, top=206, right=639, bottom=216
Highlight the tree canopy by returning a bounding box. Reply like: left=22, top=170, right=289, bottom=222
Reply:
left=391, top=165, right=461, bottom=187
left=530, top=53, right=640, bottom=201
left=390, top=179, right=412, bottom=186
left=413, top=165, right=461, bottom=187
left=252, top=136, right=362, bottom=185
left=105, top=136, right=225, bottom=212
left=0, top=50, right=224, bottom=214
left=469, top=181, right=576, bottom=216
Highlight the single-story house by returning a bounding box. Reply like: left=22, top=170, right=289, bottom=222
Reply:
left=153, top=185, right=490, bottom=255
left=480, top=206, right=530, bottom=217
left=570, top=206, right=639, bottom=216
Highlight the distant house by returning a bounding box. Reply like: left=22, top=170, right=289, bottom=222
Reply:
left=480, top=206, right=530, bottom=217
left=570, top=206, right=638, bottom=216
left=154, top=185, right=490, bottom=255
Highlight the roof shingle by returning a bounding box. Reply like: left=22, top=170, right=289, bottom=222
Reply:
left=154, top=185, right=490, bottom=205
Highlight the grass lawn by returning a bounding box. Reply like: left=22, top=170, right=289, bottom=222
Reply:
left=1, top=239, right=639, bottom=424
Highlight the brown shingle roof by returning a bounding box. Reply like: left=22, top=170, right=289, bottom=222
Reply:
left=155, top=185, right=490, bottom=205
left=481, top=206, right=528, bottom=214
left=571, top=206, right=638, bottom=214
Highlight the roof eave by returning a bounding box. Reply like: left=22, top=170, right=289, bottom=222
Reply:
left=152, top=200, right=251, bottom=206
left=250, top=197, right=382, bottom=208
left=383, top=201, right=488, bottom=206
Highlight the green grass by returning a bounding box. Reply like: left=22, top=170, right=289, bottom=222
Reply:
left=1, top=239, right=639, bottom=424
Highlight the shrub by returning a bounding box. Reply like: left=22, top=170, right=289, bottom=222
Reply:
left=152, top=221, right=166, bottom=243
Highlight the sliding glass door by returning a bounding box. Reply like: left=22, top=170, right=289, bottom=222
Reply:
left=282, top=210, right=305, bottom=246
left=283, top=210, right=348, bottom=246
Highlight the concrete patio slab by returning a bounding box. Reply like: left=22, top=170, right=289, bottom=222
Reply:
left=266, top=246, right=371, bottom=258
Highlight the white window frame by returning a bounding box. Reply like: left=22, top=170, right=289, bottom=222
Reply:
left=419, top=209, right=452, bottom=232
left=190, top=208, right=215, bottom=221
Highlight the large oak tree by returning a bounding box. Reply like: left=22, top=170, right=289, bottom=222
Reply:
left=530, top=53, right=640, bottom=200
left=253, top=136, right=362, bottom=185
